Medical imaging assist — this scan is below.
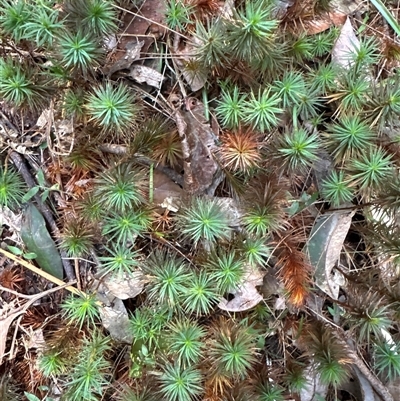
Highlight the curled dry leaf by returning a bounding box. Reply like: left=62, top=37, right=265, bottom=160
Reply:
left=301, top=11, right=347, bottom=35
left=96, top=281, right=133, bottom=343
left=173, top=40, right=208, bottom=91
left=152, top=170, right=182, bottom=212
left=94, top=271, right=149, bottom=343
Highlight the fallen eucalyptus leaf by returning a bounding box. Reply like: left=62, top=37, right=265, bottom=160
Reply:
left=299, top=366, right=327, bottom=401
left=175, top=98, right=222, bottom=196
left=305, top=210, right=354, bottom=299
left=153, top=170, right=182, bottom=212
left=20, top=203, right=63, bottom=280
left=102, top=271, right=147, bottom=300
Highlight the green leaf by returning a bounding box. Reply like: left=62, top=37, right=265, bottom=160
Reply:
left=41, top=189, right=50, bottom=203
left=22, top=186, right=39, bottom=203
left=370, top=0, right=400, bottom=37
left=36, top=169, right=45, bottom=187
left=24, top=252, right=37, bottom=260
left=7, top=245, right=23, bottom=255
left=20, top=203, right=64, bottom=279
left=24, top=392, right=41, bottom=401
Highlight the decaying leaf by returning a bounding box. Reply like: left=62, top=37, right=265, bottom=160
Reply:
left=105, top=40, right=144, bottom=76
left=351, top=366, right=376, bottom=401
left=173, top=40, right=208, bottom=92
left=332, top=17, right=360, bottom=69
left=299, top=366, right=328, bottom=401
left=153, top=170, right=182, bottom=212
left=93, top=272, right=147, bottom=342
left=218, top=266, right=264, bottom=312
left=20, top=203, right=63, bottom=280
left=117, top=0, right=166, bottom=58
left=130, top=65, right=164, bottom=88
left=96, top=282, right=133, bottom=343
left=101, top=271, right=147, bottom=300
left=175, top=98, right=222, bottom=196
left=305, top=210, right=354, bottom=299
left=214, top=197, right=241, bottom=228
left=301, top=11, right=347, bottom=35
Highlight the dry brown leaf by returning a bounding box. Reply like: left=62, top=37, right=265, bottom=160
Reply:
left=153, top=170, right=182, bottom=212
left=301, top=11, right=347, bottom=34
left=175, top=97, right=222, bottom=196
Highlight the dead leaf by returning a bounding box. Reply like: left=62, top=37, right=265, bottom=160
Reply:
left=105, top=40, right=144, bottom=76
left=174, top=40, right=208, bottom=91
left=101, top=271, right=147, bottom=300
left=96, top=282, right=134, bottom=343
left=214, top=197, right=241, bottom=228
left=117, top=0, right=166, bottom=61
left=130, top=65, right=164, bottom=88
left=305, top=210, right=354, bottom=299
left=299, top=366, right=328, bottom=401
left=332, top=17, right=360, bottom=69
left=351, top=366, right=376, bottom=401
left=301, top=11, right=347, bottom=35
left=218, top=266, right=264, bottom=312
left=153, top=170, right=182, bottom=212
left=0, top=284, right=69, bottom=364
left=175, top=97, right=222, bottom=196
left=0, top=306, right=24, bottom=364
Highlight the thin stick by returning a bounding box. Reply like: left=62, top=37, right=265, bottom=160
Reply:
left=0, top=248, right=82, bottom=296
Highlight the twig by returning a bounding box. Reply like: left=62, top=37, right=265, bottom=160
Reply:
left=308, top=306, right=393, bottom=401
left=0, top=248, right=82, bottom=296
left=0, top=282, right=76, bottom=363
left=347, top=348, right=393, bottom=401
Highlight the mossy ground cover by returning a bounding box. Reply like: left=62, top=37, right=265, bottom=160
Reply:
left=1, top=0, right=400, bottom=400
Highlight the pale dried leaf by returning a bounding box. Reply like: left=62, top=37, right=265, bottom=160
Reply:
left=301, top=11, right=347, bottom=34
left=106, top=40, right=144, bottom=76
left=331, top=17, right=360, bottom=69
left=96, top=282, right=133, bottom=343
left=174, top=41, right=207, bottom=91
left=218, top=267, right=264, bottom=312
left=153, top=171, right=182, bottom=211
left=306, top=210, right=354, bottom=298
left=215, top=197, right=241, bottom=228
left=130, top=65, right=164, bottom=88
left=0, top=206, right=22, bottom=237
left=23, top=328, right=45, bottom=350
left=102, top=271, right=147, bottom=300
left=0, top=314, right=19, bottom=364
left=352, top=366, right=376, bottom=401
left=175, top=98, right=221, bottom=195
left=299, top=366, right=327, bottom=401
left=331, top=0, right=365, bottom=14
